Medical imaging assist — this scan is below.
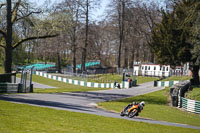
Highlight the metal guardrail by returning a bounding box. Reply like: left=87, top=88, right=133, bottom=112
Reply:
left=179, top=97, right=200, bottom=114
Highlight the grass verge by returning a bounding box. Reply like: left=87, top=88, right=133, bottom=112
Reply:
left=20, top=75, right=109, bottom=93
left=162, top=76, right=192, bottom=81
left=47, top=73, right=159, bottom=84
left=185, top=86, right=200, bottom=101
left=135, top=76, right=159, bottom=84
left=98, top=87, right=200, bottom=126
left=0, top=100, right=199, bottom=133
left=87, top=75, right=159, bottom=84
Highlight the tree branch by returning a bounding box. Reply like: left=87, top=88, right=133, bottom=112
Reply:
left=12, top=34, right=59, bottom=49
left=16, top=11, right=41, bottom=22
left=11, top=0, right=21, bottom=24
left=0, top=4, right=5, bottom=9
left=0, top=44, right=5, bottom=49
left=0, top=29, right=6, bottom=38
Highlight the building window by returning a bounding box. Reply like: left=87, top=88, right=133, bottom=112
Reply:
left=148, top=66, right=150, bottom=70
left=163, top=67, right=165, bottom=71
left=160, top=67, right=162, bottom=71
left=142, top=66, right=144, bottom=70
left=154, top=67, right=156, bottom=70
left=166, top=67, right=168, bottom=71
left=145, top=66, right=147, bottom=70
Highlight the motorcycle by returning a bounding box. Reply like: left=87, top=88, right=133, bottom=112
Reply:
left=120, top=104, right=140, bottom=118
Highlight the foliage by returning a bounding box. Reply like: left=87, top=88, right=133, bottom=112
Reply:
left=151, top=0, right=200, bottom=84
left=0, top=0, right=58, bottom=73
left=12, top=44, right=28, bottom=65
left=98, top=87, right=200, bottom=126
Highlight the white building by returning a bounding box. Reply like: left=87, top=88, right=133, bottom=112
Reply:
left=133, top=64, right=171, bottom=77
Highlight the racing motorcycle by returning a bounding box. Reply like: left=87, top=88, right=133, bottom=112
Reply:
left=120, top=102, right=144, bottom=118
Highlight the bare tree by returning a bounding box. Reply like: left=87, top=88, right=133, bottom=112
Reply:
left=0, top=0, right=58, bottom=73
left=58, top=0, right=82, bottom=73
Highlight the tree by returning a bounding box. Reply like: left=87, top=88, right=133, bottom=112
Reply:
left=117, top=0, right=125, bottom=69
left=151, top=0, right=200, bottom=85
left=58, top=0, right=82, bottom=73
left=0, top=0, right=57, bottom=73
left=77, top=0, right=99, bottom=72
left=81, top=0, right=89, bottom=72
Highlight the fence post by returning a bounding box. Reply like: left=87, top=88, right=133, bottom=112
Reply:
left=154, top=80, right=157, bottom=87
left=178, top=89, right=182, bottom=108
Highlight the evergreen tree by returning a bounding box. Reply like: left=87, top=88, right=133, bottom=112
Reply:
left=151, top=0, right=200, bottom=85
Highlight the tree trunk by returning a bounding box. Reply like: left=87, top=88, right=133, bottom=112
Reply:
left=72, top=46, right=76, bottom=73
left=124, top=43, right=128, bottom=68
left=117, top=0, right=125, bottom=71
left=72, top=6, right=79, bottom=74
left=81, top=48, right=86, bottom=73
left=191, top=65, right=199, bottom=85
left=57, top=52, right=61, bottom=73
left=5, top=0, right=12, bottom=74
left=150, top=49, right=154, bottom=63
left=81, top=0, right=89, bottom=73
left=129, top=49, right=134, bottom=68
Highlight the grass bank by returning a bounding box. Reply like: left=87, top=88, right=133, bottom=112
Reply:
left=185, top=86, right=200, bottom=101
left=0, top=100, right=199, bottom=133
left=98, top=87, right=200, bottom=126
left=24, top=74, right=158, bottom=93
left=87, top=75, right=159, bottom=84
left=19, top=74, right=109, bottom=93
left=162, top=76, right=192, bottom=81
left=47, top=73, right=159, bottom=84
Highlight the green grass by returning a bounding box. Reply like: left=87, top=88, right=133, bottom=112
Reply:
left=185, top=86, right=200, bottom=101
left=0, top=66, right=4, bottom=74
left=87, top=74, right=159, bottom=84
left=135, top=76, right=159, bottom=84
left=88, top=74, right=123, bottom=83
left=98, top=87, right=200, bottom=126
left=16, top=74, right=158, bottom=93
left=0, top=100, right=199, bottom=133
left=19, top=74, right=109, bottom=93
left=162, top=76, right=192, bottom=81
left=50, top=73, right=159, bottom=84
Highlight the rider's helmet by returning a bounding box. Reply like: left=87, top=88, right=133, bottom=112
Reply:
left=140, top=101, right=145, bottom=107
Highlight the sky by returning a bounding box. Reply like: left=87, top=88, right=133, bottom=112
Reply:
left=29, top=0, right=109, bottom=21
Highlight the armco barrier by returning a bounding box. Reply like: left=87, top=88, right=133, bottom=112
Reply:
left=0, top=83, right=23, bottom=93
left=178, top=97, right=200, bottom=114
left=154, top=80, right=180, bottom=87
left=35, top=71, right=130, bottom=89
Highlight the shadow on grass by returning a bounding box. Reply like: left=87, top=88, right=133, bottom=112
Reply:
left=117, top=95, right=167, bottom=105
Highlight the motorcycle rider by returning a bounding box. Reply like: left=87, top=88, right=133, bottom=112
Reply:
left=136, top=101, right=145, bottom=116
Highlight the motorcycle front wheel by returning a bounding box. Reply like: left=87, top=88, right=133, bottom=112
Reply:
left=120, top=111, right=125, bottom=116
